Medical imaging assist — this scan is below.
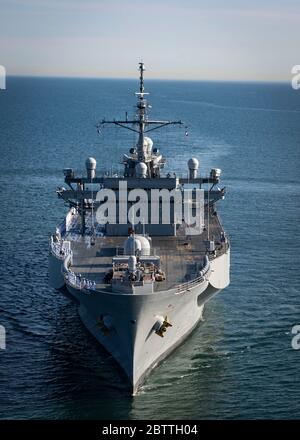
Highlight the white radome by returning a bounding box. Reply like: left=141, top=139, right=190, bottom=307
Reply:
left=85, top=157, right=97, bottom=170
left=188, top=157, right=199, bottom=170
left=135, top=161, right=148, bottom=178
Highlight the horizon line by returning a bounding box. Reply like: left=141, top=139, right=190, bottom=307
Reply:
left=5, top=74, right=289, bottom=85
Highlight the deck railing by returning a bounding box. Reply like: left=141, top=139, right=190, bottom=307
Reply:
left=65, top=271, right=97, bottom=291
left=49, top=236, right=72, bottom=260
left=175, top=256, right=210, bottom=294
left=61, top=250, right=97, bottom=292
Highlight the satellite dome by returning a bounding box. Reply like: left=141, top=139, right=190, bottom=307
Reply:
left=135, top=162, right=148, bottom=178
left=85, top=157, right=97, bottom=179
left=123, top=235, right=142, bottom=255
left=85, top=157, right=97, bottom=169
left=135, top=235, right=151, bottom=256
left=188, top=158, right=199, bottom=170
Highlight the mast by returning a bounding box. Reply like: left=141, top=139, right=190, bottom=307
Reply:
left=136, top=62, right=147, bottom=161
left=98, top=62, right=183, bottom=176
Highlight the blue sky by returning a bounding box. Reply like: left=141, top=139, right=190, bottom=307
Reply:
left=0, top=0, right=299, bottom=80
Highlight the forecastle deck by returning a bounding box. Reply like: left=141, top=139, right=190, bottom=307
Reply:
left=61, top=208, right=228, bottom=292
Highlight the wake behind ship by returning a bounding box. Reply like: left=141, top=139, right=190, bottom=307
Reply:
left=48, top=63, right=230, bottom=393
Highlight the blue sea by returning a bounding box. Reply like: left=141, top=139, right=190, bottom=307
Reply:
left=0, top=77, right=300, bottom=419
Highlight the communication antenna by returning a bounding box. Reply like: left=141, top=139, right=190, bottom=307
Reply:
left=90, top=176, right=95, bottom=246
left=207, top=184, right=210, bottom=241
left=98, top=62, right=183, bottom=176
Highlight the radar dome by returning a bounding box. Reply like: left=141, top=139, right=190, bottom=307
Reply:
left=135, top=235, right=151, bottom=256
left=188, top=158, right=199, bottom=179
left=85, top=157, right=97, bottom=169
left=123, top=235, right=142, bottom=255
left=135, top=162, right=148, bottom=178
left=85, top=157, right=97, bottom=179
left=188, top=158, right=199, bottom=170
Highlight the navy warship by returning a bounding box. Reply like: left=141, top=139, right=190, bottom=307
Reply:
left=49, top=63, right=230, bottom=393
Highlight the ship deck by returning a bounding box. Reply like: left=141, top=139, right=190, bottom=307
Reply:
left=64, top=210, right=227, bottom=292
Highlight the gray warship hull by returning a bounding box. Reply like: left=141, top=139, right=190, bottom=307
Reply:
left=49, top=213, right=230, bottom=393
left=48, top=62, right=230, bottom=393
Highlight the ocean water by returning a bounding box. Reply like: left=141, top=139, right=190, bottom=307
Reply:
left=0, top=77, right=300, bottom=419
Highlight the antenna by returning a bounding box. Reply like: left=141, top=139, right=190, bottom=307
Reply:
left=136, top=62, right=147, bottom=161
left=98, top=62, right=183, bottom=169
left=90, top=176, right=95, bottom=246
left=207, top=184, right=210, bottom=241
left=139, top=62, right=145, bottom=94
